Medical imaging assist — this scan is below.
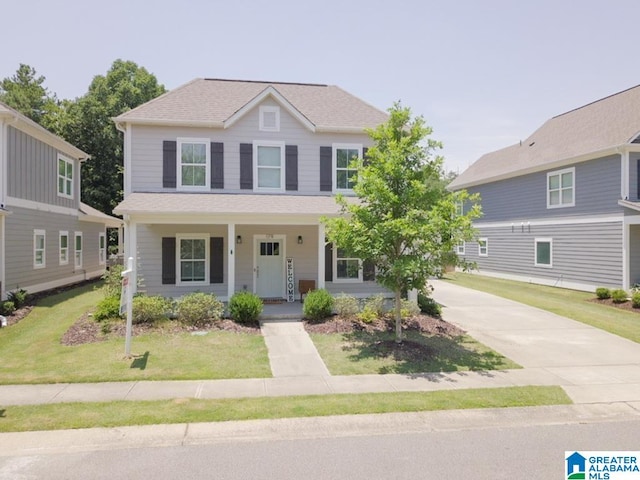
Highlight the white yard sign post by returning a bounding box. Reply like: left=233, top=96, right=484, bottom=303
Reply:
left=120, top=257, right=134, bottom=357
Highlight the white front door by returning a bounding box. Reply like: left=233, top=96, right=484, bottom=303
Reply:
left=254, top=236, right=285, bottom=298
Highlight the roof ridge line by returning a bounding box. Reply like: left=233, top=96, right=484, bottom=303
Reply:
left=204, top=78, right=328, bottom=87
left=553, top=83, right=640, bottom=119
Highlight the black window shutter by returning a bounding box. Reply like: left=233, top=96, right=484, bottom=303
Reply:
left=240, top=143, right=253, bottom=190
left=363, top=259, right=375, bottom=281
left=211, top=142, right=224, bottom=189
left=161, top=237, right=176, bottom=285
left=362, top=147, right=369, bottom=167
left=320, top=146, right=332, bottom=192
left=210, top=237, right=224, bottom=284
left=163, top=141, right=177, bottom=188
left=285, top=145, right=298, bottom=191
left=324, top=242, right=333, bottom=282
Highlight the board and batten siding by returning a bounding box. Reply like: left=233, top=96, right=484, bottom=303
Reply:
left=6, top=126, right=79, bottom=209
left=128, top=98, right=372, bottom=195
left=4, top=206, right=105, bottom=293
left=461, top=221, right=623, bottom=288
left=466, top=156, right=622, bottom=222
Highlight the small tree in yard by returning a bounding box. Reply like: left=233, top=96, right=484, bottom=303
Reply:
left=324, top=102, right=481, bottom=343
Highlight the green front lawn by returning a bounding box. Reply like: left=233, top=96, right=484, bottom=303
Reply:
left=0, top=283, right=271, bottom=384
left=446, top=273, right=640, bottom=343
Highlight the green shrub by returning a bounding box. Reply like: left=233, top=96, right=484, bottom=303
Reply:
left=102, top=265, right=125, bottom=298
left=7, top=288, right=28, bottom=308
left=132, top=295, right=171, bottom=324
left=595, top=287, right=611, bottom=300
left=632, top=292, right=640, bottom=309
left=334, top=293, right=359, bottom=317
left=399, top=299, right=420, bottom=318
left=303, top=289, right=334, bottom=322
left=0, top=301, right=16, bottom=316
left=356, top=306, right=377, bottom=324
left=418, top=292, right=442, bottom=317
left=228, top=292, right=263, bottom=326
left=363, top=293, right=386, bottom=317
left=177, top=292, right=224, bottom=326
left=94, top=295, right=122, bottom=321
left=611, top=289, right=628, bottom=304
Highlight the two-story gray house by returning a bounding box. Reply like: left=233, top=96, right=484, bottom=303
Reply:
left=0, top=101, right=122, bottom=300
left=449, top=84, right=640, bottom=292
left=113, top=78, right=390, bottom=301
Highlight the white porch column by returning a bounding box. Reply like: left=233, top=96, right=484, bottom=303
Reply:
left=318, top=223, right=325, bottom=289
left=118, top=225, right=124, bottom=257
left=227, top=223, right=236, bottom=300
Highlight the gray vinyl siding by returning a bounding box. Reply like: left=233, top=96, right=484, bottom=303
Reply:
left=129, top=98, right=372, bottom=195
left=467, top=156, right=622, bottom=222
left=6, top=126, right=79, bottom=209
left=461, top=221, right=623, bottom=288
left=4, top=206, right=105, bottom=293
left=629, top=224, right=640, bottom=286
left=629, top=152, right=640, bottom=201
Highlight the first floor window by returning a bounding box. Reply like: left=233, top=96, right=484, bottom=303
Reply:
left=178, top=235, right=208, bottom=284
left=255, top=142, right=284, bottom=190
left=535, top=238, right=552, bottom=267
left=74, top=232, right=82, bottom=268
left=335, top=248, right=362, bottom=282
left=59, top=231, right=69, bottom=265
left=178, top=138, right=209, bottom=189
left=334, top=144, right=362, bottom=191
left=99, top=232, right=106, bottom=265
left=478, top=238, right=488, bottom=257
left=456, top=241, right=465, bottom=255
left=34, top=230, right=46, bottom=268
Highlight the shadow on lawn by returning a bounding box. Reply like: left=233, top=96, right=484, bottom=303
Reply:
left=342, top=330, right=508, bottom=375
left=130, top=351, right=149, bottom=370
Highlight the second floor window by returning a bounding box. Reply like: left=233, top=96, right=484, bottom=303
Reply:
left=333, top=144, right=362, bottom=192
left=178, top=139, right=210, bottom=189
left=58, top=155, right=73, bottom=198
left=547, top=167, right=575, bottom=208
left=254, top=141, right=284, bottom=190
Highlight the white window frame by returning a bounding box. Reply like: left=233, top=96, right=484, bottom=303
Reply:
left=259, top=106, right=280, bottom=132
left=547, top=167, right=575, bottom=209
left=74, top=231, right=83, bottom=269
left=456, top=241, right=465, bottom=255
left=455, top=201, right=463, bottom=216
left=534, top=237, right=553, bottom=268
left=177, top=137, right=210, bottom=191
left=253, top=140, right=285, bottom=192
left=57, top=154, right=74, bottom=199
left=478, top=238, right=488, bottom=257
left=59, top=231, right=69, bottom=265
left=333, top=143, right=363, bottom=193
left=98, top=232, right=106, bottom=265
left=176, top=233, right=209, bottom=286
left=34, top=229, right=46, bottom=269
left=333, top=247, right=363, bottom=283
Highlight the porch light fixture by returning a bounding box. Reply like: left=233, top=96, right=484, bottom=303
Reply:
left=297, top=235, right=303, bottom=245
left=236, top=235, right=242, bottom=244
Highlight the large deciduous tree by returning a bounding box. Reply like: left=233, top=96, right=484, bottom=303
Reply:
left=324, top=102, right=481, bottom=343
left=0, top=64, right=57, bottom=125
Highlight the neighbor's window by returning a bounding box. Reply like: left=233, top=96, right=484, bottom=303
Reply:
left=254, top=141, right=284, bottom=190
left=34, top=229, right=46, bottom=268
left=74, top=232, right=83, bottom=268
left=456, top=241, right=465, bottom=255
left=335, top=248, right=362, bottom=282
left=535, top=238, right=552, bottom=267
left=178, top=235, right=208, bottom=284
left=59, top=231, right=69, bottom=265
left=99, top=232, right=106, bottom=265
left=334, top=144, right=362, bottom=191
left=178, top=138, right=210, bottom=189
left=547, top=167, right=575, bottom=208
left=58, top=155, right=73, bottom=198
left=259, top=106, right=280, bottom=132
left=478, top=238, right=488, bottom=257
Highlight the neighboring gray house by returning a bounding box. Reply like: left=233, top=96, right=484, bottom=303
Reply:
left=449, top=84, right=640, bottom=292
left=113, top=78, right=390, bottom=301
left=0, top=102, right=122, bottom=300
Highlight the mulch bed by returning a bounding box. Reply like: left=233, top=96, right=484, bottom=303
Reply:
left=304, top=314, right=465, bottom=337
left=589, top=297, right=640, bottom=313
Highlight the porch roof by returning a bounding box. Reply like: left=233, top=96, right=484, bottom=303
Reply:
left=113, top=192, right=351, bottom=217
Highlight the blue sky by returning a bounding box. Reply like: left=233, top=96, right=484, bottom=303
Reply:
left=3, top=0, right=640, bottom=172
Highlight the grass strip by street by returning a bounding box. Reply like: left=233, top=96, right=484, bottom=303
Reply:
left=0, top=283, right=271, bottom=384
left=0, top=386, right=570, bottom=432
left=445, top=273, right=640, bottom=344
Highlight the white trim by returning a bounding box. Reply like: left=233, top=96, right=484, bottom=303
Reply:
left=460, top=268, right=600, bottom=293
left=74, top=231, right=83, bottom=269
left=456, top=241, right=465, bottom=255
left=333, top=246, right=363, bottom=283
left=176, top=137, right=211, bottom=191
left=332, top=143, right=362, bottom=194
left=478, top=238, right=488, bottom=257
left=534, top=237, right=553, bottom=268
left=474, top=214, right=624, bottom=229
left=124, top=123, right=132, bottom=196
left=125, top=212, right=327, bottom=226
left=59, top=230, right=69, bottom=266
left=176, top=233, right=210, bottom=286
left=0, top=215, right=4, bottom=300
left=6, top=196, right=79, bottom=217
left=546, top=167, right=575, bottom=209
left=98, top=232, right=106, bottom=265
left=253, top=234, right=286, bottom=297
left=227, top=224, right=235, bottom=300
left=224, top=86, right=316, bottom=132
left=33, top=229, right=46, bottom=269
left=16, top=269, right=106, bottom=296
left=0, top=119, right=6, bottom=208
left=253, top=140, right=285, bottom=192
left=318, top=223, right=325, bottom=289
left=621, top=149, right=629, bottom=200
left=57, top=154, right=74, bottom=199
left=623, top=221, right=630, bottom=290
left=259, top=106, right=280, bottom=132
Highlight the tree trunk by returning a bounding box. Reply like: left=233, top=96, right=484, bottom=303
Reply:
left=394, top=288, right=402, bottom=344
